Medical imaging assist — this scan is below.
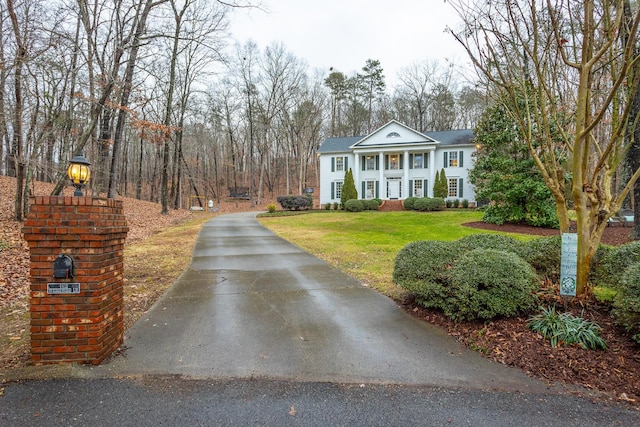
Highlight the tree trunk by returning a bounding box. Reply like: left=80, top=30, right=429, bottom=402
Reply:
left=7, top=0, right=26, bottom=220
left=108, top=0, right=167, bottom=199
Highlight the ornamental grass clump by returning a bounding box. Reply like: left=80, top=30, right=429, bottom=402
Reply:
left=528, top=306, right=607, bottom=350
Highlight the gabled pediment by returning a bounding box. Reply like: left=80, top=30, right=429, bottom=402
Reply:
left=351, top=120, right=437, bottom=149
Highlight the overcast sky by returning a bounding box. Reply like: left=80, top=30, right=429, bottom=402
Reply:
left=228, top=0, right=472, bottom=85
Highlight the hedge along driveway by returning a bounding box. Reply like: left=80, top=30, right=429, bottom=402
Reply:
left=259, top=210, right=536, bottom=299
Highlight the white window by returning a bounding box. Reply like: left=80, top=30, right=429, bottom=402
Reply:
left=366, top=181, right=376, bottom=199
left=364, top=155, right=377, bottom=171
left=336, top=157, right=344, bottom=172
left=448, top=151, right=458, bottom=167
left=414, top=180, right=423, bottom=197
left=388, top=154, right=400, bottom=170
left=335, top=181, right=343, bottom=200
left=448, top=178, right=458, bottom=197
left=413, top=154, right=424, bottom=169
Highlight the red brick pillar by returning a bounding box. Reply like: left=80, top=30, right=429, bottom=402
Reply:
left=22, top=196, right=129, bottom=365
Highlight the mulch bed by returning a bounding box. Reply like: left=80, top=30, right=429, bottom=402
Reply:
left=400, top=220, right=640, bottom=406
left=463, top=221, right=637, bottom=246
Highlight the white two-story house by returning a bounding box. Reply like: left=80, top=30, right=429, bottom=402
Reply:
left=317, top=120, right=477, bottom=206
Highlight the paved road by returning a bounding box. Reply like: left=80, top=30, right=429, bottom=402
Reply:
left=2, top=212, right=639, bottom=425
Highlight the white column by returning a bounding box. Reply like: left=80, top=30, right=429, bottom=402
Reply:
left=403, top=150, right=409, bottom=199
left=353, top=152, right=360, bottom=197
left=429, top=150, right=436, bottom=197
left=379, top=151, right=385, bottom=199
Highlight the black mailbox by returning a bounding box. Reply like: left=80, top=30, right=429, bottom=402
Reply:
left=53, top=254, right=74, bottom=279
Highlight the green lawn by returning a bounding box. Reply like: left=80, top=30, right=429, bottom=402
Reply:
left=259, top=210, right=535, bottom=299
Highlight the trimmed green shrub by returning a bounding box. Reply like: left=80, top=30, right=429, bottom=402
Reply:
left=589, top=244, right=614, bottom=287
left=462, top=199, right=469, bottom=209
left=266, top=203, right=277, bottom=213
left=518, top=236, right=562, bottom=282
left=324, top=203, right=331, bottom=210
left=403, top=197, right=418, bottom=210
left=446, top=199, right=453, bottom=208
left=454, top=233, right=522, bottom=255
left=591, top=241, right=640, bottom=288
left=364, top=199, right=380, bottom=210
left=613, top=262, right=640, bottom=344
left=345, top=199, right=364, bottom=212
left=453, top=199, right=460, bottom=208
left=277, top=195, right=313, bottom=211
left=426, top=197, right=446, bottom=211
left=393, top=240, right=461, bottom=309
left=414, top=197, right=430, bottom=211
left=446, top=248, right=539, bottom=321
left=333, top=202, right=340, bottom=210
left=528, top=306, right=607, bottom=350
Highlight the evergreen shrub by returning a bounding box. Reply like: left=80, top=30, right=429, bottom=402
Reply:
left=345, top=199, right=364, bottom=212
left=592, top=241, right=640, bottom=288
left=454, top=233, right=522, bottom=255
left=518, top=236, right=562, bottom=282
left=403, top=197, right=418, bottom=210
left=276, top=195, right=313, bottom=211
left=446, top=249, right=539, bottom=321
left=613, top=262, right=640, bottom=344
left=393, top=240, right=461, bottom=309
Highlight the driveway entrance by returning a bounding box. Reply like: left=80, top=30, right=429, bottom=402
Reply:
left=101, top=212, right=545, bottom=391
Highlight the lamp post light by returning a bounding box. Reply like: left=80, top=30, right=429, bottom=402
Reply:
left=67, top=154, right=91, bottom=196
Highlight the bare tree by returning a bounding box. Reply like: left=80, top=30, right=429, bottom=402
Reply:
left=449, top=0, right=640, bottom=295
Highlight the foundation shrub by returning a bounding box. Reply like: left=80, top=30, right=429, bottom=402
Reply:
left=362, top=199, right=380, bottom=210
left=345, top=199, right=364, bottom=212
left=403, top=197, right=418, bottom=210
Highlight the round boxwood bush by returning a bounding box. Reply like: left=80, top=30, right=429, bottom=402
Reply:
left=426, top=197, right=446, bottom=211
left=363, top=199, right=380, bottom=210
left=589, top=244, right=615, bottom=287
left=592, top=241, right=640, bottom=288
left=454, top=233, right=522, bottom=255
left=393, top=240, right=461, bottom=309
left=613, top=261, right=640, bottom=344
left=446, top=248, right=539, bottom=322
left=344, top=199, right=364, bottom=212
left=518, top=236, right=562, bottom=282
left=413, top=197, right=430, bottom=211
left=403, top=197, right=418, bottom=210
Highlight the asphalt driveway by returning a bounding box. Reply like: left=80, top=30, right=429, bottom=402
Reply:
left=93, top=212, right=545, bottom=392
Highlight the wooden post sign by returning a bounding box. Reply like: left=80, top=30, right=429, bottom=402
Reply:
left=560, top=233, right=578, bottom=297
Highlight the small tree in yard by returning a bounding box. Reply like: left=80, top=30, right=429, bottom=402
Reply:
left=341, top=168, right=358, bottom=207
left=434, top=168, right=448, bottom=198
left=449, top=1, right=640, bottom=295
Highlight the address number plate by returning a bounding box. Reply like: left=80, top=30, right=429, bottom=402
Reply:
left=47, top=283, right=81, bottom=295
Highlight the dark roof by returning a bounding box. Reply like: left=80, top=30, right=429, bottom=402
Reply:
left=317, top=129, right=474, bottom=153
left=423, top=129, right=475, bottom=146
left=317, top=136, right=363, bottom=153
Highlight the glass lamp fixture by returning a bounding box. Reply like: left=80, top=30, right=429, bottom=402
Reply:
left=67, top=154, right=91, bottom=196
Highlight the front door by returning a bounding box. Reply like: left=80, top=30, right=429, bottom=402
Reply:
left=387, top=179, right=400, bottom=199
